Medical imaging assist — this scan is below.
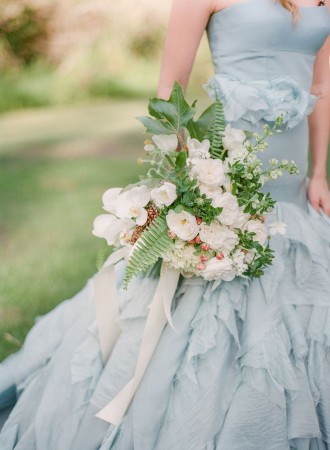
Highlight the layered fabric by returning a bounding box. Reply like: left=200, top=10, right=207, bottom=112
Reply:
left=1, top=0, right=330, bottom=448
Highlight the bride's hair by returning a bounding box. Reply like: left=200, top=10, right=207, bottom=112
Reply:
left=277, top=0, right=300, bottom=22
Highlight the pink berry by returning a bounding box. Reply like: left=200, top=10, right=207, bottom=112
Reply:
left=200, top=255, right=208, bottom=262
left=216, top=252, right=224, bottom=260
left=196, top=217, right=202, bottom=225
left=201, top=243, right=210, bottom=251
left=195, top=235, right=202, bottom=244
left=196, top=262, right=206, bottom=271
left=168, top=231, right=176, bottom=239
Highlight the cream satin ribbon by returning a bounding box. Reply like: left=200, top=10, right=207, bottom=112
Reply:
left=94, top=249, right=180, bottom=426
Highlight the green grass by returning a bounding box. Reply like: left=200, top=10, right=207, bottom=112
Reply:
left=0, top=100, right=149, bottom=360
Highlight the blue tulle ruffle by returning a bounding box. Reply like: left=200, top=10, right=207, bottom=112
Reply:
left=204, top=74, right=318, bottom=130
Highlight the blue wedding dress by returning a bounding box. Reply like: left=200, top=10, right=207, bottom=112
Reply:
left=1, top=0, right=330, bottom=448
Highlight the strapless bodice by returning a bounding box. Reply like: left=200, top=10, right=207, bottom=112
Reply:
left=207, top=0, right=330, bottom=88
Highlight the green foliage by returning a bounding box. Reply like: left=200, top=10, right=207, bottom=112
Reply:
left=123, top=214, right=173, bottom=288
left=138, top=81, right=196, bottom=136
left=186, top=103, right=216, bottom=141
left=237, top=230, right=275, bottom=278
left=206, top=99, right=226, bottom=159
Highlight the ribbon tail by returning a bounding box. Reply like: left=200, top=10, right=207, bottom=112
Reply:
left=94, top=247, right=128, bottom=364
left=95, top=261, right=180, bottom=425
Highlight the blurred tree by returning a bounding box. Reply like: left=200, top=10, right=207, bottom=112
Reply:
left=0, top=1, right=53, bottom=70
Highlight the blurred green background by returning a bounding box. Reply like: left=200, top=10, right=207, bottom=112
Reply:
left=0, top=0, right=329, bottom=361
left=0, top=0, right=213, bottom=360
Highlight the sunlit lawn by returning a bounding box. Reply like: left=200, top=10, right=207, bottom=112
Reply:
left=0, top=100, right=150, bottom=360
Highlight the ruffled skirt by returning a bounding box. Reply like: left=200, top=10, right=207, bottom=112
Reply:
left=0, top=199, right=329, bottom=450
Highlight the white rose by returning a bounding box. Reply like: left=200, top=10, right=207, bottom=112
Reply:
left=268, top=221, right=287, bottom=235
left=102, top=188, right=122, bottom=214
left=234, top=209, right=250, bottom=228
left=166, top=210, right=200, bottom=241
left=187, top=137, right=210, bottom=159
left=244, top=220, right=268, bottom=246
left=152, top=134, right=178, bottom=153
left=151, top=182, right=177, bottom=208
left=199, top=183, right=223, bottom=202
left=92, top=214, right=135, bottom=246
left=192, top=159, right=226, bottom=186
left=212, top=192, right=240, bottom=226
left=116, top=185, right=150, bottom=226
left=223, top=124, right=246, bottom=151
left=199, top=221, right=239, bottom=252
left=203, top=256, right=236, bottom=281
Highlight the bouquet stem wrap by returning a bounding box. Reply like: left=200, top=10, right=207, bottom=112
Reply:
left=94, top=255, right=180, bottom=425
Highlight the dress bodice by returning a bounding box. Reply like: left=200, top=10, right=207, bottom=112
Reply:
left=204, top=0, right=330, bottom=131
left=207, top=0, right=330, bottom=88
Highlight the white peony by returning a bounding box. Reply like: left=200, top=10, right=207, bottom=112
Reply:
left=151, top=182, right=177, bottom=208
left=187, top=137, right=210, bottom=159
left=199, top=221, right=239, bottom=252
left=116, top=185, right=150, bottom=226
left=203, top=256, right=236, bottom=281
left=199, top=183, right=223, bottom=202
left=244, top=220, right=268, bottom=246
left=92, top=214, right=135, bottom=246
left=102, top=187, right=122, bottom=214
left=223, top=124, right=246, bottom=151
left=212, top=192, right=240, bottom=226
left=152, top=134, right=178, bottom=153
left=268, top=221, right=287, bottom=235
left=166, top=210, right=200, bottom=241
left=192, top=159, right=226, bottom=186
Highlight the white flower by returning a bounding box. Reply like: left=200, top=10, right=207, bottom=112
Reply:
left=203, top=256, right=236, bottom=281
left=234, top=208, right=250, bottom=228
left=187, top=137, right=210, bottom=159
left=166, top=210, right=200, bottom=241
left=151, top=182, right=177, bottom=208
left=199, top=183, right=223, bottom=202
left=102, top=187, right=122, bottom=214
left=116, top=185, right=150, bottom=226
left=268, top=221, right=287, bottom=235
left=152, top=134, right=178, bottom=153
left=232, top=249, right=248, bottom=275
left=199, top=221, right=239, bottom=252
left=223, top=124, right=246, bottom=151
left=244, top=220, right=268, bottom=246
left=163, top=240, right=200, bottom=271
left=92, top=214, right=135, bottom=246
left=226, top=144, right=249, bottom=163
left=192, top=159, right=226, bottom=186
left=212, top=192, right=240, bottom=226
left=144, top=143, right=156, bottom=152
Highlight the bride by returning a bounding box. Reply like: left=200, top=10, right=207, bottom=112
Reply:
left=1, top=0, right=330, bottom=448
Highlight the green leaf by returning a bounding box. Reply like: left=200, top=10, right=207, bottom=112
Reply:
left=175, top=150, right=187, bottom=170
left=123, top=214, right=173, bottom=288
left=137, top=116, right=174, bottom=135
left=186, top=103, right=216, bottom=141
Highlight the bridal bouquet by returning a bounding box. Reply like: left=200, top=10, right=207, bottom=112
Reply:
left=93, top=82, right=298, bottom=288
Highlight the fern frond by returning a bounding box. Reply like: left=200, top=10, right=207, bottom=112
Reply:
left=123, top=214, right=172, bottom=289
left=207, top=99, right=226, bottom=159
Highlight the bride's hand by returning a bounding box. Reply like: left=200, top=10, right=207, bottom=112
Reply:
left=307, top=176, right=330, bottom=216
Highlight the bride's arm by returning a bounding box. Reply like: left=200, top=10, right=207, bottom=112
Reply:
left=157, top=0, right=216, bottom=100
left=308, top=31, right=330, bottom=215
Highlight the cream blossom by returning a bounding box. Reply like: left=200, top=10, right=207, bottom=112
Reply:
left=244, top=220, right=268, bottom=246
left=199, top=183, right=223, bottom=202
left=166, top=210, right=200, bottom=241
left=102, top=187, right=122, bottom=214
left=199, top=221, right=239, bottom=252
left=92, top=214, right=135, bottom=246
left=234, top=209, right=250, bottom=228
left=163, top=240, right=200, bottom=271
left=202, top=256, right=236, bottom=281
left=116, top=185, right=150, bottom=226
left=151, top=182, right=177, bottom=208
left=268, top=221, right=287, bottom=235
left=152, top=134, right=178, bottom=153
left=212, top=192, right=240, bottom=226
left=227, top=144, right=249, bottom=163
left=192, top=159, right=226, bottom=186
left=187, top=137, right=210, bottom=159
left=223, top=124, right=246, bottom=151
